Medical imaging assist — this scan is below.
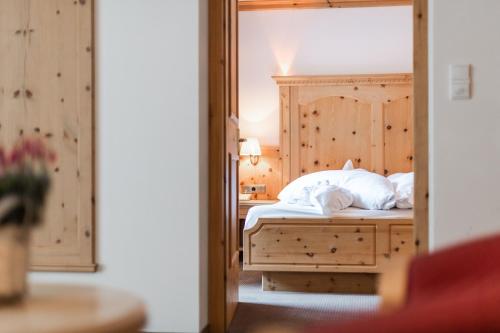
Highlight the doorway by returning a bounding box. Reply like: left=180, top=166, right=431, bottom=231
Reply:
left=209, top=0, right=428, bottom=331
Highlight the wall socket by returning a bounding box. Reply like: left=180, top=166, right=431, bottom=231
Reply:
left=242, top=184, right=266, bottom=194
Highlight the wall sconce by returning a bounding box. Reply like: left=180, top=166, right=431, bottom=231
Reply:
left=239, top=137, right=262, bottom=166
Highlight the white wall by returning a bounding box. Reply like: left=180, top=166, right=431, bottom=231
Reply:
left=30, top=1, right=208, bottom=332
left=239, top=7, right=413, bottom=145
left=429, top=0, right=500, bottom=249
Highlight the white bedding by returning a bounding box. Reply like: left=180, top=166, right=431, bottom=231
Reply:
left=244, top=201, right=413, bottom=230
left=278, top=169, right=396, bottom=210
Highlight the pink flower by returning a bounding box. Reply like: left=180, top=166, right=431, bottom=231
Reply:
left=9, top=148, right=22, bottom=166
left=1, top=138, right=56, bottom=169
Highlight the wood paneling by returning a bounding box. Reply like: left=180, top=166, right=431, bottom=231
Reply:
left=249, top=224, right=377, bottom=266
left=383, top=96, right=414, bottom=175
left=239, top=146, right=282, bottom=200
left=275, top=74, right=413, bottom=184
left=262, top=272, right=376, bottom=294
left=0, top=0, right=95, bottom=271
left=239, top=0, right=412, bottom=11
left=390, top=225, right=415, bottom=261
left=244, top=214, right=414, bottom=274
left=299, top=96, right=372, bottom=174
left=414, top=0, right=429, bottom=254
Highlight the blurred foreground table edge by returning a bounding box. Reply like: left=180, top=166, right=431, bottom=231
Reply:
left=0, top=284, right=146, bottom=333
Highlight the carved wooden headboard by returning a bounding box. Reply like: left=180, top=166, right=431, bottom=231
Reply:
left=275, top=74, right=413, bottom=186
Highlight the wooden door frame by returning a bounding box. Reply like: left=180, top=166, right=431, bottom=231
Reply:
left=208, top=0, right=429, bottom=331
left=413, top=0, right=429, bottom=254
left=208, top=1, right=228, bottom=333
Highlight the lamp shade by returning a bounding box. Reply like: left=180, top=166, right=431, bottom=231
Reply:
left=240, top=138, right=261, bottom=156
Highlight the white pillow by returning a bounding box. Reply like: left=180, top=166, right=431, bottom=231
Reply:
left=278, top=170, right=346, bottom=201
left=310, top=182, right=353, bottom=215
left=279, top=160, right=353, bottom=201
left=279, top=169, right=396, bottom=210
left=388, top=172, right=414, bottom=209
left=343, top=160, right=354, bottom=170
left=343, top=170, right=396, bottom=210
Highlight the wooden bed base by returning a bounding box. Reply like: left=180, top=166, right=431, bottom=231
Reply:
left=243, top=215, right=414, bottom=293
left=263, top=272, right=377, bottom=294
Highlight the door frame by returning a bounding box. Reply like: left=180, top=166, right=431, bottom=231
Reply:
left=208, top=0, right=429, bottom=331
left=208, top=1, right=229, bottom=333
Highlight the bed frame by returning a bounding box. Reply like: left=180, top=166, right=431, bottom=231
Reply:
left=243, top=74, right=415, bottom=293
left=243, top=214, right=414, bottom=293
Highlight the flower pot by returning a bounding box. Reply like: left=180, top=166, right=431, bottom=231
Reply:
left=0, top=225, right=29, bottom=302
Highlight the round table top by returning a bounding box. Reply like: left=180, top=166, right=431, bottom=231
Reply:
left=0, top=284, right=146, bottom=333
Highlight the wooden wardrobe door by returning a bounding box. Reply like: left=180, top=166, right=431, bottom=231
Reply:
left=0, top=0, right=95, bottom=271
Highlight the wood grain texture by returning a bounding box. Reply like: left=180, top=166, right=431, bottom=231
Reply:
left=280, top=86, right=291, bottom=186
left=239, top=146, right=282, bottom=200
left=389, top=225, right=415, bottom=261
left=276, top=74, right=413, bottom=182
left=0, top=284, right=146, bottom=333
left=383, top=96, right=414, bottom=175
left=413, top=0, right=428, bottom=254
left=209, top=0, right=240, bottom=331
left=225, top=0, right=240, bottom=327
left=239, top=0, right=412, bottom=11
left=262, top=271, right=377, bottom=294
left=378, top=255, right=411, bottom=311
left=239, top=200, right=278, bottom=220
left=208, top=0, right=227, bottom=330
left=0, top=0, right=95, bottom=271
left=250, top=224, right=377, bottom=266
left=299, top=96, right=372, bottom=175
left=243, top=214, right=414, bottom=274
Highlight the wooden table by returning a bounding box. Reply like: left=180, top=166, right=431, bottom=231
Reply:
left=0, top=284, right=146, bottom=333
left=239, top=199, right=278, bottom=220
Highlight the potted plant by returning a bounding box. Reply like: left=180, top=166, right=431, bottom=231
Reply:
left=0, top=139, right=55, bottom=302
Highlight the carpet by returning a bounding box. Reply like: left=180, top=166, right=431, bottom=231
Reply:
left=229, top=271, right=380, bottom=333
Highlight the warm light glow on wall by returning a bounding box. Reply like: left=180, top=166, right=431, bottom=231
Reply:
left=272, top=46, right=297, bottom=75
left=279, top=63, right=291, bottom=76
left=268, top=34, right=299, bottom=76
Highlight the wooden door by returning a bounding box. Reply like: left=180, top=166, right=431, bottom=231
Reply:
left=209, top=0, right=239, bottom=331
left=225, top=0, right=240, bottom=328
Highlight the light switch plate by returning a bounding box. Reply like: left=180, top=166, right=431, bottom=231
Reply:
left=450, top=64, right=470, bottom=81
left=450, top=82, right=470, bottom=100
left=449, top=64, right=471, bottom=100
left=242, top=184, right=266, bottom=194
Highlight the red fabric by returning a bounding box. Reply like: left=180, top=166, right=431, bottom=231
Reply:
left=306, top=234, right=500, bottom=333
left=408, top=234, right=500, bottom=304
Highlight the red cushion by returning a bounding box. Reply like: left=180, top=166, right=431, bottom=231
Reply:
left=408, top=234, right=500, bottom=304
left=306, top=234, right=500, bottom=333
left=307, top=272, right=500, bottom=333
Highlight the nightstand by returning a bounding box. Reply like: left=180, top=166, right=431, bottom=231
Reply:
left=239, top=200, right=278, bottom=252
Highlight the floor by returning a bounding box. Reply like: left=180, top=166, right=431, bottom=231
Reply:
left=228, top=270, right=380, bottom=333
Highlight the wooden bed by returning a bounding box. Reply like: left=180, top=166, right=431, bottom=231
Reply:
left=243, top=74, right=415, bottom=293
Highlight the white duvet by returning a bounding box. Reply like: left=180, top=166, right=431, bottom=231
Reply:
left=244, top=202, right=412, bottom=230
left=244, top=202, right=324, bottom=230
